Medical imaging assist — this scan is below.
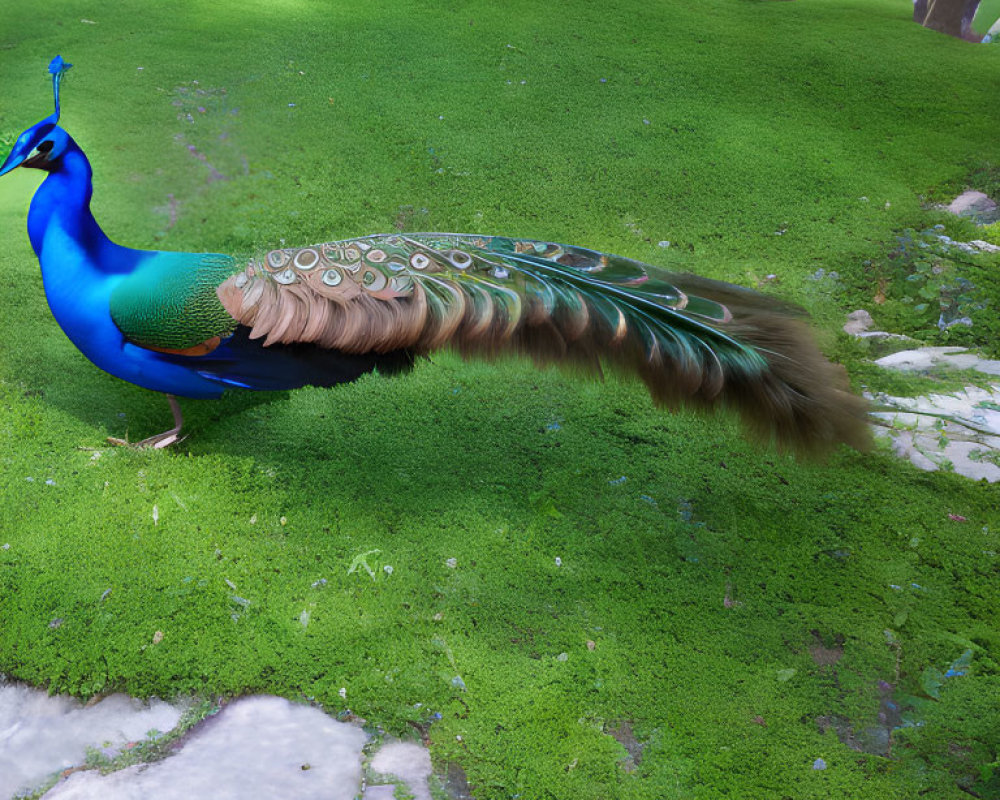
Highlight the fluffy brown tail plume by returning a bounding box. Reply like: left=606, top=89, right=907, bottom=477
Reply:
left=217, top=233, right=871, bottom=455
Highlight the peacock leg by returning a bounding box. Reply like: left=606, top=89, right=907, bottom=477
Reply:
left=107, top=394, right=185, bottom=449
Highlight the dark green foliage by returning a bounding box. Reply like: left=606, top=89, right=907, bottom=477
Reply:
left=894, top=675, right=1000, bottom=797
left=1, top=1, right=999, bottom=798
left=966, top=161, right=1000, bottom=201
left=853, top=225, right=1000, bottom=357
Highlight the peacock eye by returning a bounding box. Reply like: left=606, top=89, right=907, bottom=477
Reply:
left=36, top=140, right=54, bottom=154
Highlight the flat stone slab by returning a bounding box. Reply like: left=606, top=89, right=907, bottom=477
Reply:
left=875, top=346, right=1000, bottom=376
left=870, top=348, right=1000, bottom=481
left=1, top=681, right=435, bottom=800
left=873, top=384, right=1000, bottom=483
left=44, top=696, right=366, bottom=800
left=0, top=681, right=183, bottom=799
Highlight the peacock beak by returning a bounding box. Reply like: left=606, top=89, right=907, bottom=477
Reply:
left=0, top=149, right=27, bottom=177
left=0, top=128, right=38, bottom=177
left=1, top=113, right=60, bottom=177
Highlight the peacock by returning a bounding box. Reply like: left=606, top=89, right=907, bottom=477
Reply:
left=1, top=57, right=870, bottom=453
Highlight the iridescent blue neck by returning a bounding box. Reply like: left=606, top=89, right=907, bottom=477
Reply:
left=27, top=138, right=134, bottom=274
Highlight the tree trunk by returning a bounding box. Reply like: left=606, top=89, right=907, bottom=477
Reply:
left=914, top=0, right=983, bottom=41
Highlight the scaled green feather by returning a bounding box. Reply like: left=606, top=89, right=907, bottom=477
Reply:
left=110, top=252, right=237, bottom=349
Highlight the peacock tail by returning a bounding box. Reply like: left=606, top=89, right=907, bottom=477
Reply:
left=217, top=233, right=871, bottom=454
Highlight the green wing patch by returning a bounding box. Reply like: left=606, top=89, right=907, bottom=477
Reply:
left=110, top=251, right=238, bottom=349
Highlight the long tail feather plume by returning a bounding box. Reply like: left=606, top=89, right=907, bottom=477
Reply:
left=217, top=234, right=870, bottom=454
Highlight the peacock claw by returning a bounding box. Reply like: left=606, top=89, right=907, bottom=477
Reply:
left=106, top=395, right=185, bottom=449
left=106, top=432, right=185, bottom=449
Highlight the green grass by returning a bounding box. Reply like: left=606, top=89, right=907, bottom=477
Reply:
left=1, top=1, right=999, bottom=798
left=975, top=0, right=1000, bottom=34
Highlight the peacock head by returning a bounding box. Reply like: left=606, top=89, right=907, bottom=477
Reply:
left=0, top=56, right=74, bottom=177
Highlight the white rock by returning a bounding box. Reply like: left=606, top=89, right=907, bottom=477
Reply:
left=368, top=740, right=433, bottom=800
left=872, top=381, right=1000, bottom=481
left=885, top=430, right=939, bottom=472
left=0, top=681, right=183, bottom=799
left=2, top=681, right=445, bottom=800
left=42, top=696, right=366, bottom=799
left=875, top=347, right=1000, bottom=376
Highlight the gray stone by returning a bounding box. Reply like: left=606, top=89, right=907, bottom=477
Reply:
left=843, top=309, right=874, bottom=336
left=1, top=681, right=443, bottom=800
left=841, top=313, right=920, bottom=357
left=870, top=382, right=1000, bottom=482
left=369, top=740, right=434, bottom=800
left=875, top=347, right=1000, bottom=376
left=871, top=347, right=1000, bottom=481
left=0, top=681, right=183, bottom=799
left=42, top=696, right=367, bottom=800
left=946, top=191, right=1000, bottom=224
left=970, top=239, right=1000, bottom=253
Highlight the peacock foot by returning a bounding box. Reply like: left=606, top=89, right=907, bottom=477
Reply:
left=107, top=394, right=184, bottom=449
left=106, top=430, right=184, bottom=449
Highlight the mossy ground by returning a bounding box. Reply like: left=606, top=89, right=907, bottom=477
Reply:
left=1, top=1, right=998, bottom=797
